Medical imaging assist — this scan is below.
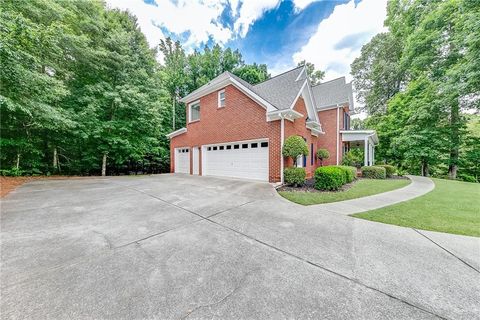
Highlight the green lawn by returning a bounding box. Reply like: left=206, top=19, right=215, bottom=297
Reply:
left=278, top=178, right=411, bottom=205
left=353, top=178, right=480, bottom=237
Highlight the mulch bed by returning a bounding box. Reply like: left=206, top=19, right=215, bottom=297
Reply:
left=277, top=176, right=409, bottom=193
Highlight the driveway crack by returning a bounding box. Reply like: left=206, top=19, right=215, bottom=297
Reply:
left=412, top=228, right=479, bottom=273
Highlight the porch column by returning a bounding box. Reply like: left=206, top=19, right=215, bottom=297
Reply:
left=372, top=145, right=375, bottom=165
left=364, top=138, right=368, bottom=166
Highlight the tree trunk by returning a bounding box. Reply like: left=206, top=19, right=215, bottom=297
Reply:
left=16, top=153, right=20, bottom=170
left=101, top=153, right=107, bottom=176
left=448, top=102, right=460, bottom=180
left=421, top=160, right=429, bottom=177
left=53, top=147, right=58, bottom=171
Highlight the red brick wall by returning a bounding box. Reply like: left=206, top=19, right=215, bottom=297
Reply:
left=317, top=106, right=345, bottom=166
left=170, top=84, right=282, bottom=182
left=284, top=97, right=318, bottom=178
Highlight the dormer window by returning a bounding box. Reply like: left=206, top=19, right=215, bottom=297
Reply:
left=189, top=101, right=200, bottom=122
left=218, top=90, right=225, bottom=108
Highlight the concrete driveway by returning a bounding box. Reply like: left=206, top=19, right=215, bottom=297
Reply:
left=1, top=174, right=479, bottom=320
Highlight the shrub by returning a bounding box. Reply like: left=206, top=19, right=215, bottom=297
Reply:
left=316, top=149, right=330, bottom=166
left=361, top=166, right=386, bottom=179
left=376, top=164, right=396, bottom=178
left=457, top=174, right=478, bottom=183
left=314, top=166, right=346, bottom=191
left=282, top=135, right=308, bottom=166
left=334, top=165, right=357, bottom=183
left=341, top=149, right=363, bottom=167
left=284, top=167, right=306, bottom=186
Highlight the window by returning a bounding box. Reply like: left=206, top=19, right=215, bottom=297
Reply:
left=218, top=90, right=225, bottom=108
left=311, top=143, right=314, bottom=165
left=189, top=101, right=200, bottom=122
left=343, top=111, right=350, bottom=130
left=186, top=149, right=189, bottom=153
left=251, top=143, right=258, bottom=148
left=242, top=144, right=248, bottom=149
left=207, top=147, right=211, bottom=151
left=296, top=155, right=303, bottom=168
left=261, top=142, right=268, bottom=148
left=234, top=144, right=239, bottom=149
left=213, top=146, right=217, bottom=150
left=226, top=145, right=232, bottom=150
left=219, top=146, right=224, bottom=150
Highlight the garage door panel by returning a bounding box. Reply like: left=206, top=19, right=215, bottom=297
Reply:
left=204, top=140, right=268, bottom=181
left=174, top=148, right=190, bottom=174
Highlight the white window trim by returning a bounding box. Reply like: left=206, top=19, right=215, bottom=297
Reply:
left=218, top=89, right=225, bottom=108
left=189, top=100, right=200, bottom=123
left=296, top=155, right=304, bottom=168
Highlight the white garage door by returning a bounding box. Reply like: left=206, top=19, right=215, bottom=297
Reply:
left=174, top=147, right=190, bottom=174
left=203, top=140, right=269, bottom=181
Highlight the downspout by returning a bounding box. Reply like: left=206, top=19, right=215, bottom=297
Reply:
left=336, top=105, right=340, bottom=165
left=280, top=114, right=285, bottom=184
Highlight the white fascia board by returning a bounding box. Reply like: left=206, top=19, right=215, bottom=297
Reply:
left=305, top=80, right=321, bottom=123
left=316, top=103, right=349, bottom=112
left=288, top=80, right=307, bottom=110
left=340, top=130, right=379, bottom=145
left=266, top=109, right=303, bottom=122
left=295, top=66, right=307, bottom=81
left=166, top=127, right=187, bottom=139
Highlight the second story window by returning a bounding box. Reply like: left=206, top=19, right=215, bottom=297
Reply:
left=343, top=111, right=350, bottom=130
left=189, top=101, right=200, bottom=122
left=218, top=90, right=225, bottom=108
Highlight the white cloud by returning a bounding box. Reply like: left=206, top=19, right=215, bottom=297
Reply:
left=105, top=0, right=232, bottom=50
left=233, top=0, right=281, bottom=37
left=293, top=0, right=387, bottom=81
left=292, top=0, right=318, bottom=12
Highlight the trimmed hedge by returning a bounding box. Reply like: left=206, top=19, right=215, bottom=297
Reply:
left=334, top=165, right=357, bottom=183
left=376, top=164, right=396, bottom=178
left=314, top=166, right=346, bottom=191
left=362, top=166, right=386, bottom=179
left=284, top=167, right=306, bottom=186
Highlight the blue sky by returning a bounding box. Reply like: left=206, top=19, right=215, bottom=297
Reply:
left=106, top=0, right=386, bottom=80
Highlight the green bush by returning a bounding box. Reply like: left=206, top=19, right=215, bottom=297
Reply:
left=376, top=164, right=396, bottom=178
left=361, top=166, right=386, bottom=179
left=314, top=166, right=346, bottom=191
left=284, top=167, right=306, bottom=186
left=334, top=165, right=357, bottom=183
left=316, top=148, right=330, bottom=166
left=282, top=135, right=308, bottom=166
left=341, top=149, right=363, bottom=167
left=457, top=174, right=478, bottom=183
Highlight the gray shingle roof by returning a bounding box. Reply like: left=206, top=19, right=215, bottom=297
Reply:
left=252, top=66, right=306, bottom=110
left=311, top=77, right=353, bottom=110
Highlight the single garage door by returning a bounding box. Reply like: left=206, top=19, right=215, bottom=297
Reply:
left=203, top=140, right=269, bottom=181
left=174, top=147, right=190, bottom=173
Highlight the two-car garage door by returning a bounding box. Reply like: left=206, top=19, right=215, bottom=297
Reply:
left=175, top=139, right=269, bottom=181
left=203, top=140, right=269, bottom=181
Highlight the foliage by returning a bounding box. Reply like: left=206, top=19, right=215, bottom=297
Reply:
left=0, top=0, right=271, bottom=176
left=297, top=60, right=324, bottom=85
left=314, top=166, right=346, bottom=191
left=333, top=166, right=357, bottom=183
left=361, top=166, right=386, bottom=179
left=282, top=136, right=308, bottom=165
left=279, top=179, right=410, bottom=205
left=316, top=148, right=329, bottom=166
left=341, top=149, right=363, bottom=167
left=457, top=174, right=478, bottom=183
left=353, top=178, right=480, bottom=237
left=283, top=167, right=306, bottom=187
left=376, top=165, right=396, bottom=178
left=352, top=0, right=480, bottom=179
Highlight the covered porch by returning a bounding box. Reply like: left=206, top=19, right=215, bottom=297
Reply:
left=340, top=130, right=379, bottom=166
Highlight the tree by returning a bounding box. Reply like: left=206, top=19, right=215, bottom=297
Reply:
left=316, top=149, right=330, bottom=166
left=233, top=63, right=269, bottom=84
left=282, top=135, right=308, bottom=166
left=297, top=60, right=324, bottom=85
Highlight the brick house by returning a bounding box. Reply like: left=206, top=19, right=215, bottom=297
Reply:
left=167, top=66, right=378, bottom=183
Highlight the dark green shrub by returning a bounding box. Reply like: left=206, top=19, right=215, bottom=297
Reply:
left=314, top=166, right=346, bottom=190
left=341, top=149, right=363, bottom=167
left=316, top=148, right=330, bottom=166
left=334, top=165, right=357, bottom=183
left=282, top=135, right=308, bottom=166
left=284, top=167, right=306, bottom=186
left=361, top=166, right=386, bottom=179
left=376, top=164, right=396, bottom=178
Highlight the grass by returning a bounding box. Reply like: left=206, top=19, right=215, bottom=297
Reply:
left=353, top=178, right=480, bottom=237
left=278, top=178, right=411, bottom=205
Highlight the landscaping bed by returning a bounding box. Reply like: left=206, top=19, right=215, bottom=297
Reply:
left=278, top=177, right=410, bottom=205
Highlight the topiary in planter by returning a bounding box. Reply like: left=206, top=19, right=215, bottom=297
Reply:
left=282, top=135, right=308, bottom=166
left=284, top=167, right=306, bottom=187
left=334, top=165, right=357, bottom=183
left=361, top=166, right=386, bottom=179
left=376, top=165, right=396, bottom=178
left=314, top=166, right=346, bottom=191
left=316, top=148, right=330, bottom=166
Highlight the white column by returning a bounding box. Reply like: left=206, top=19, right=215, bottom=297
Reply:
left=280, top=116, right=285, bottom=184
left=364, top=138, right=368, bottom=166
left=372, top=145, right=375, bottom=165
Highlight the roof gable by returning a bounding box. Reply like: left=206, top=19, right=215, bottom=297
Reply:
left=311, top=77, right=354, bottom=110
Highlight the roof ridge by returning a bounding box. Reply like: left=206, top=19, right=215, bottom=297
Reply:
left=254, top=65, right=304, bottom=87
left=311, top=76, right=346, bottom=87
